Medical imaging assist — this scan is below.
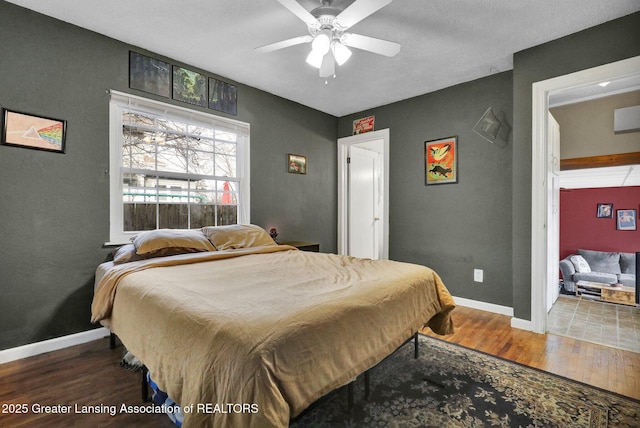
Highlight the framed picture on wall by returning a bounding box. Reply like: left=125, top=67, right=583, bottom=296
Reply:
left=288, top=154, right=307, bottom=174
left=596, top=203, right=613, bottom=218
left=425, top=136, right=457, bottom=185
left=172, top=66, right=207, bottom=107
left=616, top=209, right=636, bottom=230
left=208, top=77, right=237, bottom=115
left=129, top=51, right=171, bottom=98
left=353, top=115, right=374, bottom=135
left=1, top=109, right=66, bottom=154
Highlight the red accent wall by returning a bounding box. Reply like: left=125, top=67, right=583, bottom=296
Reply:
left=560, top=186, right=640, bottom=259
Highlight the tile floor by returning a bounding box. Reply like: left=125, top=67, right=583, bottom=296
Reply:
left=547, top=294, right=640, bottom=353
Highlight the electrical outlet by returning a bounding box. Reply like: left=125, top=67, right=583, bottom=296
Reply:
left=474, top=269, right=484, bottom=283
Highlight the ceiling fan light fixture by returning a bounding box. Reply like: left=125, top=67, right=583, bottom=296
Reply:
left=311, top=30, right=331, bottom=55
left=332, top=41, right=352, bottom=66
left=306, top=50, right=324, bottom=69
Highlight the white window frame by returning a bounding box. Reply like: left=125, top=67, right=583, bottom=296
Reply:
left=107, top=90, right=250, bottom=244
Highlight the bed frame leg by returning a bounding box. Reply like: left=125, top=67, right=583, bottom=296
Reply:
left=109, top=332, right=116, bottom=349
left=414, top=332, right=419, bottom=359
left=141, top=365, right=149, bottom=402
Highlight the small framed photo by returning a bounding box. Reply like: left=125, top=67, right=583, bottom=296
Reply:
left=425, top=136, right=457, bottom=185
left=596, top=203, right=613, bottom=218
left=288, top=154, right=307, bottom=174
left=172, top=66, right=207, bottom=107
left=2, top=109, right=66, bottom=154
left=617, top=209, right=636, bottom=231
left=353, top=115, right=374, bottom=135
left=208, top=77, right=237, bottom=115
left=129, top=51, right=171, bottom=98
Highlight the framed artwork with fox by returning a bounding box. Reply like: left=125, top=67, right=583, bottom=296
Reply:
left=425, top=136, right=457, bottom=185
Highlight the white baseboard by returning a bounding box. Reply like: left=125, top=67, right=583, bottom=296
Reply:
left=510, top=317, right=534, bottom=331
left=452, top=296, right=514, bottom=317
left=0, top=327, right=110, bottom=365
left=452, top=296, right=534, bottom=332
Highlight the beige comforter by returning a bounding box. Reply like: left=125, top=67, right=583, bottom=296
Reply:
left=92, top=246, right=454, bottom=427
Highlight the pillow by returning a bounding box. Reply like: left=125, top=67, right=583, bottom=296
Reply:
left=569, top=255, right=591, bottom=273
left=132, top=229, right=215, bottom=255
left=112, top=243, right=206, bottom=264
left=202, top=224, right=276, bottom=250
left=113, top=243, right=141, bottom=264
left=577, top=249, right=621, bottom=275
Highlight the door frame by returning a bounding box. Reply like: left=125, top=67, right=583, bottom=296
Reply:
left=337, top=128, right=390, bottom=259
left=529, top=55, right=640, bottom=334
left=545, top=112, right=561, bottom=313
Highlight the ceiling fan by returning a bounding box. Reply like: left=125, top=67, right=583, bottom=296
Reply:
left=256, top=0, right=400, bottom=79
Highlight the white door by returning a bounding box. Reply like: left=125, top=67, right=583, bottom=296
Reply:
left=546, top=112, right=561, bottom=312
left=348, top=146, right=381, bottom=259
left=337, top=129, right=389, bottom=260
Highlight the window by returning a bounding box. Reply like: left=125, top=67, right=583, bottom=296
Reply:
left=108, top=91, right=249, bottom=244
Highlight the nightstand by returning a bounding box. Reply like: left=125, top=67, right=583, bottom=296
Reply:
left=280, top=241, right=320, bottom=252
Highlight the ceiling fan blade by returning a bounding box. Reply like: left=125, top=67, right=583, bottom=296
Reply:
left=334, top=0, right=393, bottom=29
left=341, top=33, right=400, bottom=57
left=276, top=0, right=320, bottom=27
left=255, top=35, right=313, bottom=53
left=319, top=52, right=335, bottom=78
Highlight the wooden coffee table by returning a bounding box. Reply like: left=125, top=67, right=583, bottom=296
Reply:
left=575, top=280, right=636, bottom=306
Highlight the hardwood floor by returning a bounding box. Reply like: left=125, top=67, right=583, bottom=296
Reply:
left=421, top=306, right=640, bottom=400
left=1, top=306, right=638, bottom=427
left=0, top=334, right=173, bottom=427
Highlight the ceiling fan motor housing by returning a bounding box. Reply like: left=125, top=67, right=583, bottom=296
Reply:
left=308, top=14, right=345, bottom=38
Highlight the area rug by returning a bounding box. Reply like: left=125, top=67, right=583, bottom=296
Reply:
left=291, top=334, right=639, bottom=427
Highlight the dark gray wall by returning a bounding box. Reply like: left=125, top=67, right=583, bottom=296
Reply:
left=511, top=12, right=640, bottom=320
left=0, top=1, right=338, bottom=350
left=1, top=0, right=638, bottom=352
left=243, top=86, right=338, bottom=244
left=338, top=72, right=514, bottom=306
left=336, top=11, right=640, bottom=315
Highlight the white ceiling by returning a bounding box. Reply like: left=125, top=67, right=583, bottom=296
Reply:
left=5, top=0, right=640, bottom=116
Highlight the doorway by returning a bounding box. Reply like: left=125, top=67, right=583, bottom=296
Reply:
left=337, top=129, right=390, bottom=259
left=530, top=55, right=640, bottom=334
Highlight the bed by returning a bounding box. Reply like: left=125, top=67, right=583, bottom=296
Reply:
left=92, top=225, right=455, bottom=427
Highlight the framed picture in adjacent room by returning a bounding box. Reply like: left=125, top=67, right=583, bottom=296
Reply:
left=288, top=154, right=307, bottom=174
left=425, top=136, right=457, bottom=185
left=616, top=209, right=636, bottom=231
left=596, top=203, right=613, bottom=218
left=1, top=109, right=66, bottom=154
